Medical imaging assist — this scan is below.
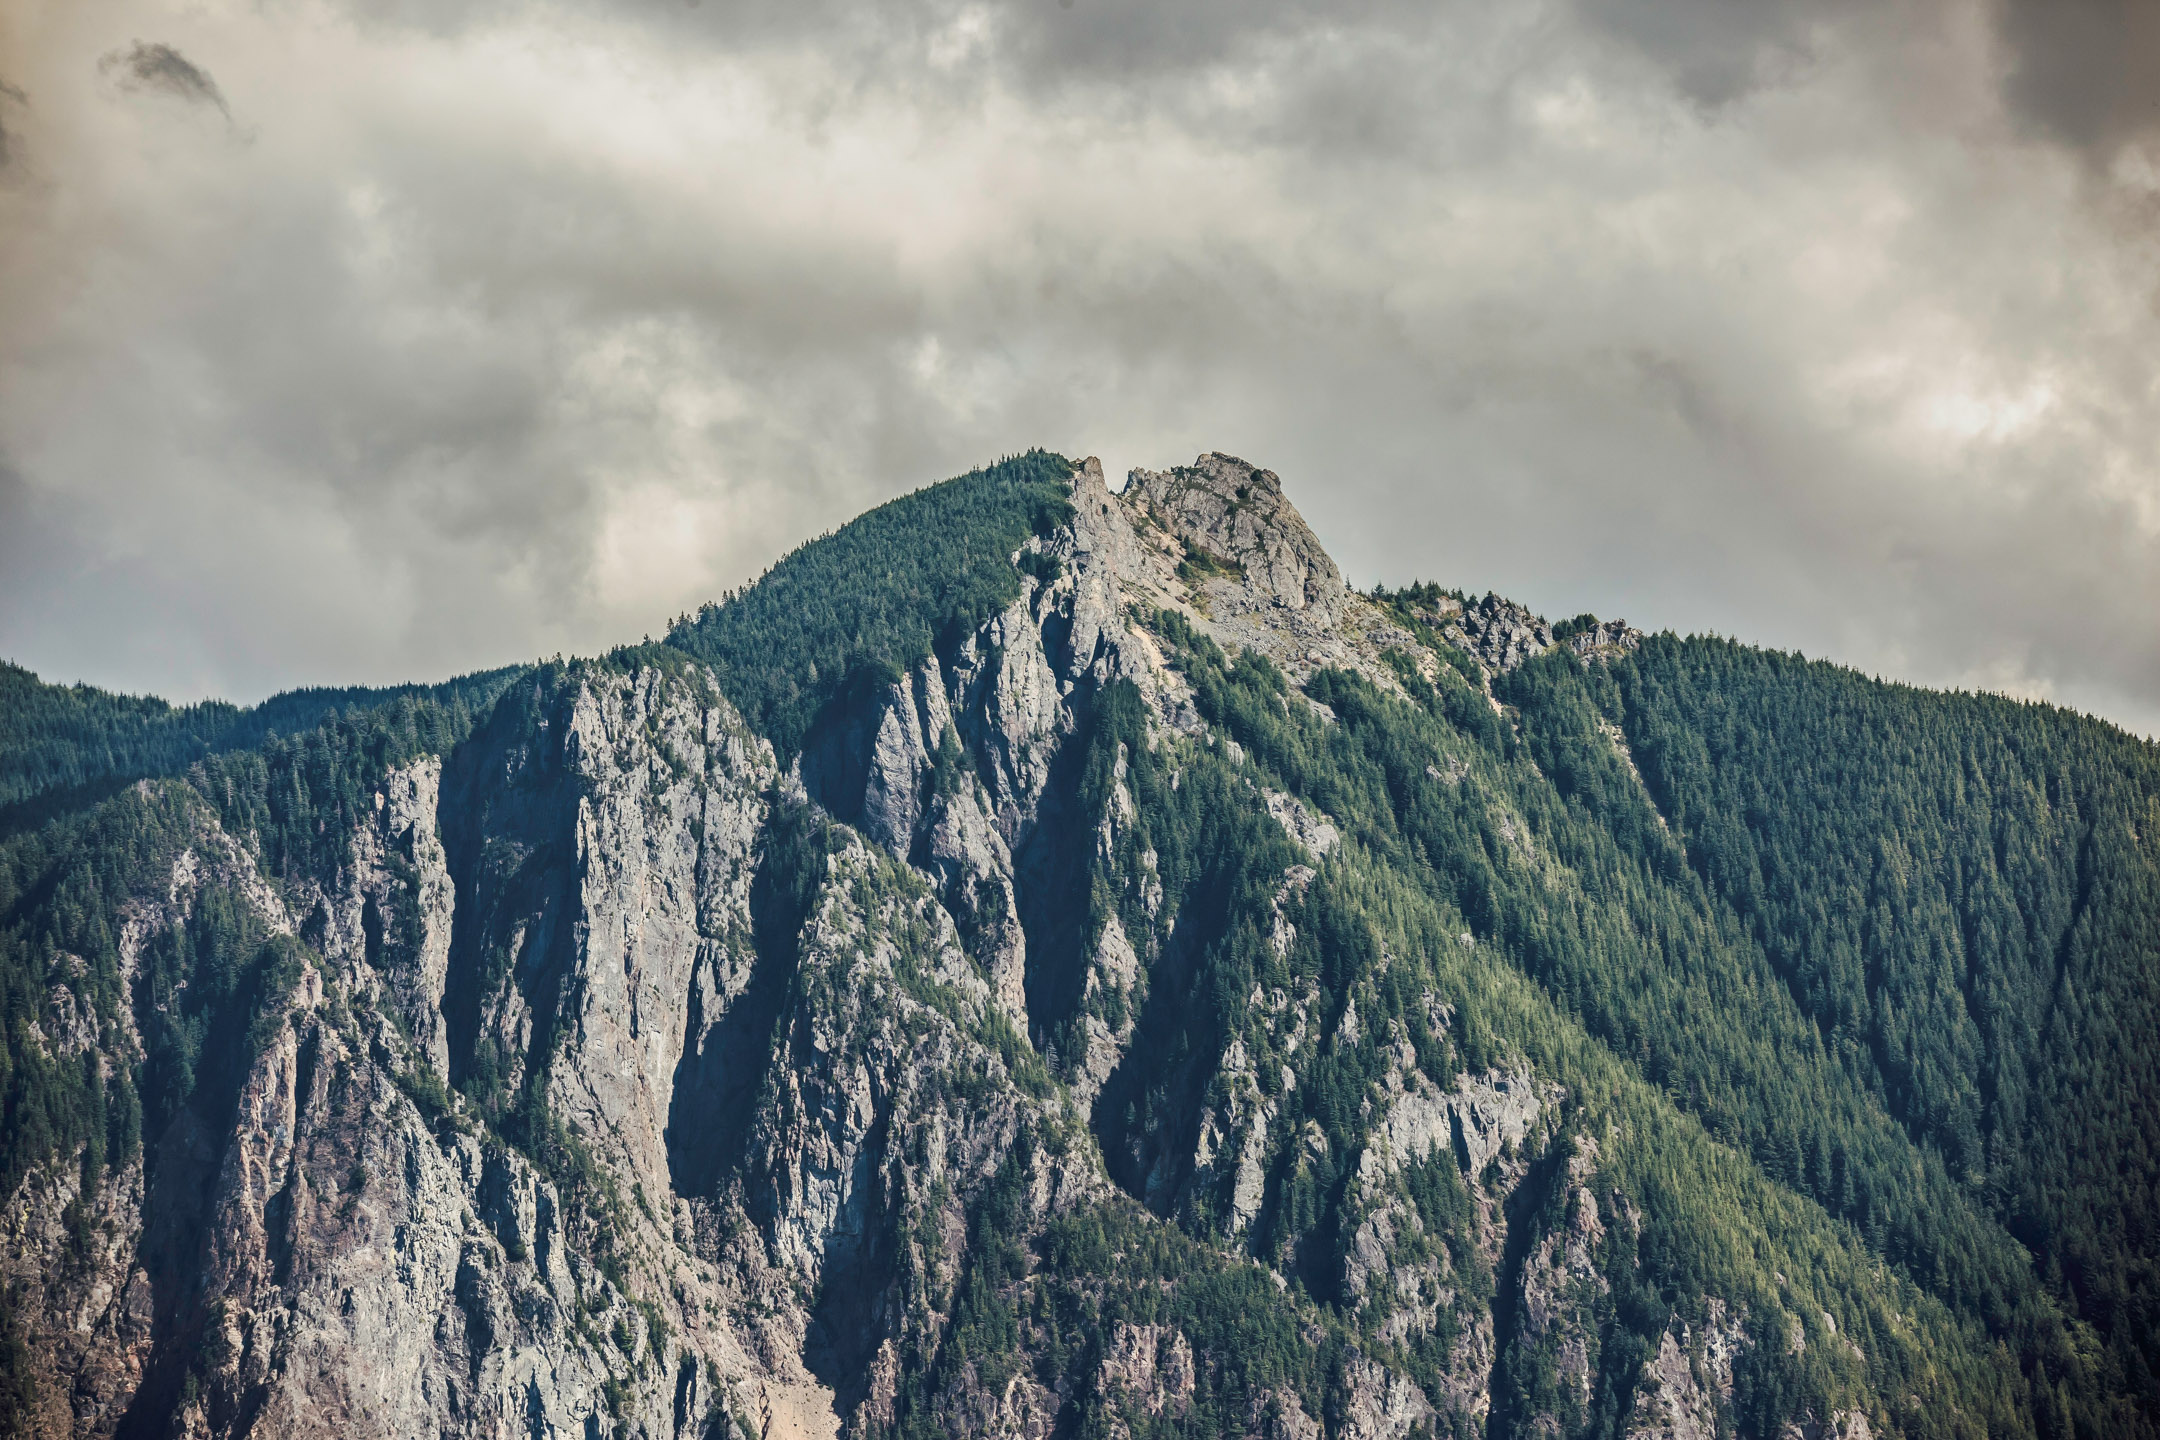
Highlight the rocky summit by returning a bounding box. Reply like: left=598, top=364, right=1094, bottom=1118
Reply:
left=1, top=451, right=2157, bottom=1440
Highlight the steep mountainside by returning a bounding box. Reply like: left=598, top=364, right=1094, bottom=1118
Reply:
left=0, top=451, right=2155, bottom=1440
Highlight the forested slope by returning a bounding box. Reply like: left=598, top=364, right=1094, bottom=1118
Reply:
left=1610, top=639, right=2160, bottom=1425
left=0, top=661, right=525, bottom=835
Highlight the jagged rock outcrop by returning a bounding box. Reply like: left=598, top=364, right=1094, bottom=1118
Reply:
left=1626, top=1299, right=1743, bottom=1440
left=1564, top=617, right=1641, bottom=660
left=1126, top=455, right=1348, bottom=625
left=1119, top=454, right=1417, bottom=687
left=1456, top=594, right=1556, bottom=674
left=1095, top=1322, right=1196, bottom=1432
left=306, top=757, right=457, bottom=1076
left=1510, top=1139, right=1616, bottom=1438
left=1330, top=1055, right=1559, bottom=1432
left=1383, top=587, right=1640, bottom=683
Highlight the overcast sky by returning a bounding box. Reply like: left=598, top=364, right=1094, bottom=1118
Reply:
left=3, top=0, right=2157, bottom=735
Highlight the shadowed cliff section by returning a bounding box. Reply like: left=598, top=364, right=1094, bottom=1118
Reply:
left=434, top=670, right=588, bottom=1124
left=667, top=795, right=827, bottom=1203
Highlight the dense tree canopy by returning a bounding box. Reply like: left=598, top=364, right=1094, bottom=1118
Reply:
left=0, top=660, right=524, bottom=836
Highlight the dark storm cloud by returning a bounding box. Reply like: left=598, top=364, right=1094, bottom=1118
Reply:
left=1997, top=0, right=2160, bottom=159
left=1577, top=0, right=2160, bottom=160
left=0, top=77, right=24, bottom=170
left=98, top=41, right=230, bottom=117
left=1, top=0, right=2156, bottom=737
left=1564, top=0, right=1870, bottom=107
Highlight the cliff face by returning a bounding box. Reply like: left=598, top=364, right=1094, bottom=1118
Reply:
left=0, top=454, right=1932, bottom=1440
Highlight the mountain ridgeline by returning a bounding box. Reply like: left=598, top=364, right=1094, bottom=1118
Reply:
left=0, top=451, right=2154, bottom=1440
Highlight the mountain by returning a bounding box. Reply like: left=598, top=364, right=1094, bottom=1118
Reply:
left=0, top=451, right=2155, bottom=1440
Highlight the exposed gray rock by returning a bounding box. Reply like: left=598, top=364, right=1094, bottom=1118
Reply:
left=1775, top=1408, right=1881, bottom=1440
left=1454, top=593, right=1554, bottom=674
left=1333, top=1059, right=1563, bottom=1432
left=921, top=781, right=1029, bottom=1025
left=1514, top=1140, right=1612, bottom=1435
left=1189, top=1033, right=1279, bottom=1238
left=1626, top=1298, right=1745, bottom=1440
left=552, top=668, right=774, bottom=1201
left=300, top=756, right=456, bottom=1075
left=1071, top=911, right=1143, bottom=1110
left=1567, top=617, right=1642, bottom=659
left=1116, top=454, right=1416, bottom=688
left=1250, top=1389, right=1326, bottom=1440
left=1128, top=454, right=1347, bottom=624
left=1367, top=1066, right=1545, bottom=1178
left=1096, top=1322, right=1196, bottom=1423
left=1333, top=1353, right=1434, bottom=1440
left=1263, top=788, right=1339, bottom=858
left=0, top=1154, right=153, bottom=1435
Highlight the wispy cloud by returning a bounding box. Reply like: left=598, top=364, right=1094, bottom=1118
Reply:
left=98, top=39, right=230, bottom=117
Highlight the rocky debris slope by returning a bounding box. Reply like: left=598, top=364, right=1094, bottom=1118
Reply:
left=1, top=452, right=1882, bottom=1440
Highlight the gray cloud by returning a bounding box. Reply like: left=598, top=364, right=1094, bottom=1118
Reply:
left=1996, top=0, right=2160, bottom=159
left=0, top=77, right=23, bottom=169
left=97, top=40, right=230, bottom=117
left=0, top=0, right=2155, bottom=737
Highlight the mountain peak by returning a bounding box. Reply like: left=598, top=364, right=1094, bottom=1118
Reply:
left=1123, top=453, right=1346, bottom=625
